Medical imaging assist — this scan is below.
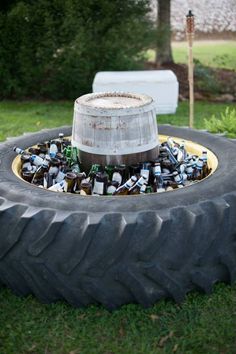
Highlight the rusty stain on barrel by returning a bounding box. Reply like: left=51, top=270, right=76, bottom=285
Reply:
left=72, top=92, right=159, bottom=171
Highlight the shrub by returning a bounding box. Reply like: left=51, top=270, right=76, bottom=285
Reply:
left=194, top=59, right=220, bottom=95
left=204, top=107, right=236, bottom=138
left=0, top=0, right=154, bottom=99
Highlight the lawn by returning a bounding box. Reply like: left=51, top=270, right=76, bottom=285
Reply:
left=0, top=284, right=236, bottom=354
left=0, top=100, right=236, bottom=353
left=148, top=40, right=236, bottom=71
left=0, top=100, right=236, bottom=142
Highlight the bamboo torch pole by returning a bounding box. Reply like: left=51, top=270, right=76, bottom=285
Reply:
left=186, top=10, right=195, bottom=128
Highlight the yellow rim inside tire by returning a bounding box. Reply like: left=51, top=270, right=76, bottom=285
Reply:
left=12, top=135, right=218, bottom=187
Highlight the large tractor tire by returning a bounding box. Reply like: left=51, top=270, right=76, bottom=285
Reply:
left=0, top=125, right=235, bottom=309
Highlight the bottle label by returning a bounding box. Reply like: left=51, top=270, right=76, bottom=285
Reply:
left=196, top=159, right=203, bottom=169
left=49, top=166, right=59, bottom=175
left=93, top=180, right=104, bottom=195
left=136, top=176, right=146, bottom=187
left=154, top=165, right=161, bottom=175
left=174, top=173, right=183, bottom=184
left=49, top=144, right=58, bottom=158
left=140, top=169, right=149, bottom=181
left=125, top=179, right=133, bottom=189
left=48, top=181, right=65, bottom=192
left=112, top=172, right=122, bottom=185
left=107, top=185, right=117, bottom=195
left=14, top=147, right=24, bottom=155
left=22, top=162, right=32, bottom=171
left=140, top=184, right=146, bottom=193
left=55, top=171, right=66, bottom=183
left=186, top=166, right=193, bottom=174
left=31, top=155, right=44, bottom=166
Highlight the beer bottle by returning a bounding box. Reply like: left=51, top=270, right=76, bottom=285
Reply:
left=153, top=162, right=164, bottom=192
left=37, top=143, right=48, bottom=155
left=164, top=139, right=178, bottom=165
left=58, top=133, right=65, bottom=152
left=63, top=146, right=72, bottom=161
left=28, top=147, right=41, bottom=155
left=22, top=161, right=33, bottom=172
left=201, top=151, right=209, bottom=178
left=22, top=170, right=36, bottom=183
left=112, top=166, right=124, bottom=186
left=48, top=157, right=60, bottom=177
left=71, top=163, right=81, bottom=174
left=140, top=162, right=152, bottom=184
left=140, top=182, right=147, bottom=194
left=177, top=140, right=187, bottom=162
left=146, top=186, right=153, bottom=193
left=107, top=181, right=119, bottom=195
left=186, top=163, right=194, bottom=180
left=21, top=153, right=33, bottom=172
left=105, top=165, right=114, bottom=181
left=193, top=157, right=204, bottom=180
left=80, top=180, right=92, bottom=195
left=49, top=141, right=58, bottom=158
left=173, top=171, right=184, bottom=187
left=113, top=176, right=137, bottom=195
left=162, top=157, right=174, bottom=172
left=13, top=147, right=28, bottom=156
left=71, top=147, right=79, bottom=166
left=75, top=172, right=87, bottom=192
left=32, top=164, right=49, bottom=185
left=43, top=172, right=55, bottom=188
left=129, top=164, right=140, bottom=178
left=63, top=146, right=78, bottom=166
left=167, top=137, right=175, bottom=150
left=88, top=164, right=102, bottom=186
left=128, top=176, right=147, bottom=195
left=55, top=164, right=67, bottom=184
left=159, top=146, right=168, bottom=155
left=48, top=180, right=66, bottom=192
left=92, top=172, right=108, bottom=195
left=29, top=154, right=45, bottom=167
left=55, top=152, right=65, bottom=161
left=64, top=172, right=78, bottom=193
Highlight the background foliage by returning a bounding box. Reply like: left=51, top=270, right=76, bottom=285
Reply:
left=0, top=0, right=154, bottom=99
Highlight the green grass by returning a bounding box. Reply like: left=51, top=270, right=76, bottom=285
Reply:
left=0, top=101, right=73, bottom=142
left=0, top=100, right=236, bottom=353
left=1, top=100, right=235, bottom=142
left=148, top=40, right=236, bottom=71
left=0, top=284, right=235, bottom=354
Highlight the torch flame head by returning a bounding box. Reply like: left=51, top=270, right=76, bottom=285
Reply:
left=186, top=9, right=194, bottom=34
left=187, top=10, right=194, bottom=17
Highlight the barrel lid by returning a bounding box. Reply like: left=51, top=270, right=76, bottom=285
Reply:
left=75, top=92, right=153, bottom=110
left=93, top=71, right=178, bottom=84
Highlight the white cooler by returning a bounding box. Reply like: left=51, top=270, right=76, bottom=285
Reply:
left=92, top=70, right=179, bottom=114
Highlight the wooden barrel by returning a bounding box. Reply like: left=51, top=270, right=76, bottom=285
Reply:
left=72, top=92, right=159, bottom=171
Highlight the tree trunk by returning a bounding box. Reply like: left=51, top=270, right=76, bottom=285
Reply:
left=155, top=0, right=173, bottom=65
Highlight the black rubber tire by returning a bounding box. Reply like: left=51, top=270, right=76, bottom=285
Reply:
left=0, top=125, right=236, bottom=309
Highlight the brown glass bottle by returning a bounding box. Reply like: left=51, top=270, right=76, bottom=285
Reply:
left=80, top=180, right=92, bottom=195
left=75, top=172, right=87, bottom=192
left=92, top=172, right=108, bottom=195
left=113, top=176, right=137, bottom=195
left=128, top=176, right=147, bottom=195
left=65, top=172, right=77, bottom=193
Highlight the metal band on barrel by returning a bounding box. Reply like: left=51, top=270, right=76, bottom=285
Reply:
left=71, top=139, right=159, bottom=155
left=74, top=101, right=156, bottom=117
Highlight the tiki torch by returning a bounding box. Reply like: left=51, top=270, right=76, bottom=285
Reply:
left=186, top=10, right=195, bottom=128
